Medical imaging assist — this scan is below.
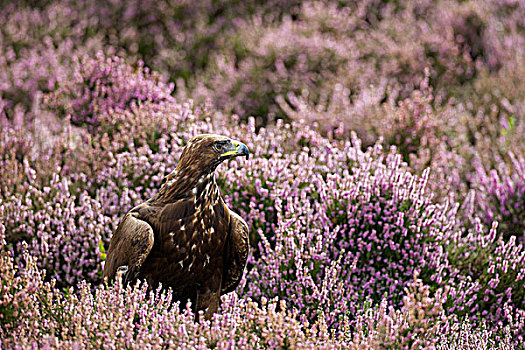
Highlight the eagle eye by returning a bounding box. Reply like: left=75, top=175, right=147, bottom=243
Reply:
left=213, top=141, right=227, bottom=153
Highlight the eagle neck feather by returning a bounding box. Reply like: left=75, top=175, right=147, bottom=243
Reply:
left=158, top=167, right=220, bottom=205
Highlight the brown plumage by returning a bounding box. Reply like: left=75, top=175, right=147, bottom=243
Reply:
left=103, top=134, right=250, bottom=318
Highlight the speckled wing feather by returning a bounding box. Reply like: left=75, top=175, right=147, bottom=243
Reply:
left=153, top=199, right=196, bottom=238
left=103, top=212, right=154, bottom=284
left=221, top=211, right=250, bottom=294
left=136, top=198, right=216, bottom=289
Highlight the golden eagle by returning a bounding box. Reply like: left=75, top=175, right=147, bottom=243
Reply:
left=103, top=134, right=250, bottom=318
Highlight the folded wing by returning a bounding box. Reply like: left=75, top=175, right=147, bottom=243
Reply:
left=221, top=211, right=250, bottom=294
left=103, top=213, right=155, bottom=284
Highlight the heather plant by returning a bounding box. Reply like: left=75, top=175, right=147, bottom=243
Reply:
left=3, top=0, right=525, bottom=126
left=0, top=0, right=300, bottom=119
left=341, top=276, right=518, bottom=349
left=220, top=134, right=459, bottom=325
left=331, top=62, right=525, bottom=238
left=2, top=224, right=519, bottom=349
left=44, top=53, right=176, bottom=131
left=58, top=0, right=303, bottom=84
left=0, top=110, right=97, bottom=198
left=1, top=171, right=112, bottom=286
left=446, top=63, right=525, bottom=175
left=344, top=277, right=451, bottom=349
left=4, top=50, right=523, bottom=337
left=0, top=223, right=43, bottom=338
left=192, top=0, right=473, bottom=119
left=0, top=234, right=338, bottom=349
left=466, top=154, right=525, bottom=242
left=0, top=2, right=106, bottom=117
left=219, top=129, right=525, bottom=338
left=435, top=320, right=515, bottom=350
left=281, top=62, right=525, bottom=202
left=408, top=63, right=525, bottom=231
left=191, top=0, right=525, bottom=122
left=443, top=220, right=525, bottom=342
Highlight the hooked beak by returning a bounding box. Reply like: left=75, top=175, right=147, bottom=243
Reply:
left=220, top=140, right=249, bottom=160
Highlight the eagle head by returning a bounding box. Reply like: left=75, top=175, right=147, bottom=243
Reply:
left=178, top=134, right=249, bottom=174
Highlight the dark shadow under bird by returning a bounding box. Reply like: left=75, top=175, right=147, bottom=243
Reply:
left=103, top=134, right=250, bottom=319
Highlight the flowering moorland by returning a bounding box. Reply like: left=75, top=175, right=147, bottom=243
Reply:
left=1, top=0, right=524, bottom=349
